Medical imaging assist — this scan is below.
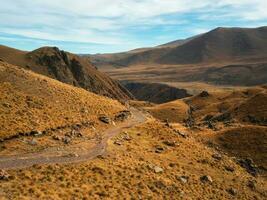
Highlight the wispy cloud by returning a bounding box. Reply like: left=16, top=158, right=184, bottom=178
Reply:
left=0, top=0, right=266, bottom=53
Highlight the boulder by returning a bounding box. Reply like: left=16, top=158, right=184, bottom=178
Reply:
left=0, top=170, right=10, bottom=180
left=99, top=116, right=111, bottom=124
left=162, top=140, right=176, bottom=147
left=199, top=91, right=210, bottom=97
left=177, top=176, right=189, bottom=184
left=227, top=188, right=237, bottom=196
left=114, top=110, right=131, bottom=121
left=237, top=158, right=259, bottom=176
left=28, top=139, right=37, bottom=145
left=212, top=153, right=222, bottom=160
left=155, top=145, right=164, bottom=153
left=200, top=175, right=213, bottom=183
left=63, top=136, right=71, bottom=144
left=154, top=166, right=164, bottom=173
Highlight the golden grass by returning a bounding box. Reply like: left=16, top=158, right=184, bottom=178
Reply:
left=145, top=100, right=189, bottom=123
left=0, top=61, right=125, bottom=139
left=1, top=121, right=266, bottom=199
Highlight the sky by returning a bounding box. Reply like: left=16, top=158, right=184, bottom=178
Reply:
left=0, top=0, right=266, bottom=54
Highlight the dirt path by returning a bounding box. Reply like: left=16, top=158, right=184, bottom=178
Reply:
left=0, top=108, right=147, bottom=170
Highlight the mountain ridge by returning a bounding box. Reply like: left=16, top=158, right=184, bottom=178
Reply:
left=0, top=45, right=133, bottom=102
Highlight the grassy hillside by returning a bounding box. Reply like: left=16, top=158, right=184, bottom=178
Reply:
left=0, top=61, right=125, bottom=139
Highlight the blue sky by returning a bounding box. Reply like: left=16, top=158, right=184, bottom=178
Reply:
left=0, top=0, right=266, bottom=54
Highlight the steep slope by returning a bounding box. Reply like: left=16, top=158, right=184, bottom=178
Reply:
left=158, top=26, right=267, bottom=64
left=0, top=45, right=132, bottom=101
left=145, top=99, right=190, bottom=123
left=0, top=61, right=125, bottom=139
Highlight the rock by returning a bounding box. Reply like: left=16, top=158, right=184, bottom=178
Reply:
left=32, top=130, right=43, bottom=137
left=162, top=140, right=176, bottom=147
left=67, top=153, right=79, bottom=157
left=114, top=110, right=131, bottom=121
left=99, top=116, right=111, bottom=124
left=52, top=135, right=61, bottom=141
left=169, top=163, right=176, bottom=168
left=122, top=132, right=132, bottom=141
left=176, top=130, right=188, bottom=138
left=177, top=176, right=189, bottom=184
left=80, top=107, right=88, bottom=114
left=114, top=140, right=122, bottom=145
left=154, top=166, right=164, bottom=173
left=63, top=136, right=71, bottom=144
left=203, top=114, right=213, bottom=122
left=164, top=119, right=171, bottom=127
left=0, top=170, right=10, bottom=180
left=2, top=103, right=11, bottom=108
left=28, top=139, right=37, bottom=145
left=212, top=153, right=222, bottom=160
left=200, top=175, right=213, bottom=183
left=66, top=130, right=83, bottom=138
left=199, top=91, right=209, bottom=97
left=237, top=158, right=259, bottom=176
left=247, top=180, right=257, bottom=190
left=225, top=166, right=235, bottom=172
left=155, top=145, right=164, bottom=153
left=227, top=188, right=237, bottom=196
left=213, top=112, right=231, bottom=122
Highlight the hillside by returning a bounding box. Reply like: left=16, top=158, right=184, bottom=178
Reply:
left=0, top=61, right=125, bottom=139
left=0, top=61, right=266, bottom=199
left=122, top=81, right=191, bottom=103
left=0, top=45, right=132, bottom=101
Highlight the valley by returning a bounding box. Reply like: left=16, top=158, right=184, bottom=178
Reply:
left=0, top=25, right=267, bottom=199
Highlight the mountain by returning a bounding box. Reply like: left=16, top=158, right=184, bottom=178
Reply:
left=89, top=26, right=267, bottom=67
left=0, top=45, right=132, bottom=102
left=0, top=61, right=125, bottom=139
left=89, top=26, right=267, bottom=87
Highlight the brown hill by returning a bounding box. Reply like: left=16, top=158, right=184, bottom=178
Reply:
left=0, top=61, right=125, bottom=139
left=99, top=26, right=267, bottom=66
left=0, top=45, right=132, bottom=101
left=145, top=99, right=190, bottom=123
left=184, top=87, right=267, bottom=126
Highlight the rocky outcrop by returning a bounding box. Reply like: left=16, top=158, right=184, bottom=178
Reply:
left=0, top=45, right=132, bottom=102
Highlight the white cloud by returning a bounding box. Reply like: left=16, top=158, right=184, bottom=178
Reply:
left=0, top=0, right=266, bottom=52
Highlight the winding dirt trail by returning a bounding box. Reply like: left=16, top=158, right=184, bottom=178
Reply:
left=0, top=108, right=147, bottom=170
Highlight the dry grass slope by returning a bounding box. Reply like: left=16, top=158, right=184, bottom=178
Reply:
left=146, top=100, right=189, bottom=123
left=0, top=61, right=125, bottom=139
